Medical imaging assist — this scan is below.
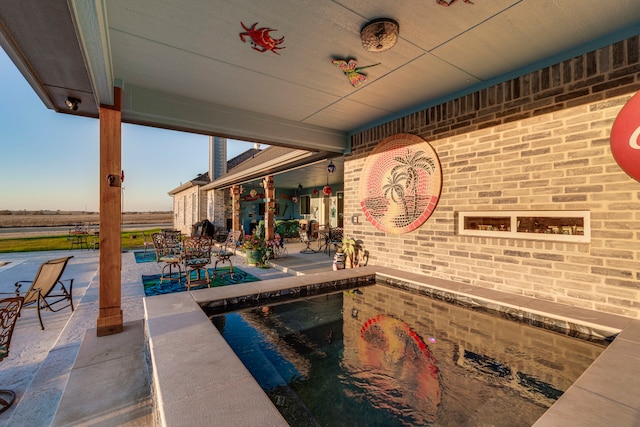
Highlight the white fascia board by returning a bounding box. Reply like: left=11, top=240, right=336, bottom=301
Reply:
left=69, top=0, right=114, bottom=107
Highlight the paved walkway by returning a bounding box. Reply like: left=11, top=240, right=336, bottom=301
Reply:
left=0, top=241, right=334, bottom=426
left=1, top=241, right=639, bottom=426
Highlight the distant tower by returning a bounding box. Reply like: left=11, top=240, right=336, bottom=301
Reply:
left=209, top=136, right=227, bottom=181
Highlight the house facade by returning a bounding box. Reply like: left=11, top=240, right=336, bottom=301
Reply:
left=343, top=36, right=640, bottom=318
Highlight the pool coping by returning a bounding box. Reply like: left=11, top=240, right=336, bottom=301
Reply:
left=144, top=266, right=640, bottom=426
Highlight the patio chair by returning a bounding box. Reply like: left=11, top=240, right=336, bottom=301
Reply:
left=298, top=227, right=316, bottom=254
left=213, top=230, right=241, bottom=279
left=141, top=231, right=154, bottom=254
left=152, top=233, right=183, bottom=283
left=12, top=256, right=74, bottom=330
left=183, top=236, right=214, bottom=291
left=0, top=297, right=23, bottom=414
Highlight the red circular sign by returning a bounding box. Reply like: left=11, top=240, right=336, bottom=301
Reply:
left=610, top=91, right=640, bottom=182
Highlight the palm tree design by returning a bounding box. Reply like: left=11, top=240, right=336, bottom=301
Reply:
left=382, top=170, right=408, bottom=219
left=388, top=149, right=437, bottom=223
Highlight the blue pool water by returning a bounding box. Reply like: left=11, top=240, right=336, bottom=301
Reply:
left=211, top=284, right=606, bottom=426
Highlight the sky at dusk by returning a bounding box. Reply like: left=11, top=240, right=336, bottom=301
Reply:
left=0, top=48, right=256, bottom=212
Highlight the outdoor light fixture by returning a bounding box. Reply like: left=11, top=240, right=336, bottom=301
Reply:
left=327, top=160, right=336, bottom=174
left=65, top=97, right=81, bottom=111
left=360, top=18, right=399, bottom=53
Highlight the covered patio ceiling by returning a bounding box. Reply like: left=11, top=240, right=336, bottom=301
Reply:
left=1, top=1, right=639, bottom=154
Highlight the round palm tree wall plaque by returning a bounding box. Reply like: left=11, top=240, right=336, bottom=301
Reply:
left=358, top=133, right=442, bottom=234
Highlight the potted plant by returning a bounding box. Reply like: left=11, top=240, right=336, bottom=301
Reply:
left=243, top=234, right=267, bottom=266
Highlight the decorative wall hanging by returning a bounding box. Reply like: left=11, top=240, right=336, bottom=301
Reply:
left=239, top=22, right=285, bottom=54
left=437, top=0, right=474, bottom=6
left=358, top=133, right=442, bottom=234
left=332, top=59, right=380, bottom=88
left=360, top=18, right=399, bottom=53
left=610, top=90, right=640, bottom=182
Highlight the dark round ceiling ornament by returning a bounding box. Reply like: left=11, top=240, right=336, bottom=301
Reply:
left=360, top=18, right=399, bottom=53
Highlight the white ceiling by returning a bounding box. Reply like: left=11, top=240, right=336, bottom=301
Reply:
left=2, top=1, right=640, bottom=154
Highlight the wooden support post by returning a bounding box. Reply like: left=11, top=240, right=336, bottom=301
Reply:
left=97, top=87, right=123, bottom=336
left=232, top=185, right=241, bottom=233
left=264, top=176, right=275, bottom=241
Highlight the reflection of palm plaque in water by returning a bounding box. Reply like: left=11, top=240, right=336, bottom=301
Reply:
left=359, top=133, right=442, bottom=234
left=359, top=314, right=441, bottom=423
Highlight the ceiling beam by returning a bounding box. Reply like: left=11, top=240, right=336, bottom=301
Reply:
left=121, top=84, right=348, bottom=153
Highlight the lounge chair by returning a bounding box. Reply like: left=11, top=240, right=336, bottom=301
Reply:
left=183, top=235, right=214, bottom=291
left=0, top=297, right=23, bottom=414
left=12, top=256, right=75, bottom=330
left=213, top=230, right=241, bottom=279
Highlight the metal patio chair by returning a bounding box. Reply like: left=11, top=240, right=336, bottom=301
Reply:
left=298, top=227, right=316, bottom=254
left=213, top=230, right=241, bottom=279
left=0, top=297, right=23, bottom=414
left=183, top=235, right=214, bottom=291
left=152, top=233, right=183, bottom=283
left=11, top=256, right=74, bottom=330
left=141, top=231, right=154, bottom=254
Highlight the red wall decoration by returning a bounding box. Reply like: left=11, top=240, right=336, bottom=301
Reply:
left=239, top=22, right=285, bottom=54
left=610, top=91, right=640, bottom=182
left=358, top=133, right=442, bottom=234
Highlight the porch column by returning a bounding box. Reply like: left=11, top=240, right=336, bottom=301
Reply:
left=232, top=185, right=241, bottom=233
left=264, top=176, right=275, bottom=241
left=97, top=87, right=123, bottom=336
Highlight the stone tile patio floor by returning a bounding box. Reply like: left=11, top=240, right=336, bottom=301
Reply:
left=0, top=242, right=638, bottom=426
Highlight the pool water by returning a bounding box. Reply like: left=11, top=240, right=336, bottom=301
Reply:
left=211, top=284, right=606, bottom=426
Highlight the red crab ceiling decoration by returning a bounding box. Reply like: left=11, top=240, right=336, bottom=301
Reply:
left=239, top=22, right=285, bottom=54
left=437, top=0, right=474, bottom=6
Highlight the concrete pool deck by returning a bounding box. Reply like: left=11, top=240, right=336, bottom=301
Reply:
left=0, top=244, right=638, bottom=425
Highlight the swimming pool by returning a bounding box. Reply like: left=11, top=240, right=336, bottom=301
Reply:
left=210, top=283, right=607, bottom=426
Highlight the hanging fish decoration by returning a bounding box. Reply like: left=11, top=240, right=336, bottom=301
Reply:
left=332, top=59, right=381, bottom=88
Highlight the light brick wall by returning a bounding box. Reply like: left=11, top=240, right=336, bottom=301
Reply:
left=172, top=186, right=205, bottom=235
left=346, top=36, right=640, bottom=318
left=208, top=188, right=228, bottom=230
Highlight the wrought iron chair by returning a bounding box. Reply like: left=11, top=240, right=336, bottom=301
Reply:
left=298, top=227, right=316, bottom=254
left=183, top=236, right=214, bottom=291
left=213, top=230, right=241, bottom=279
left=152, top=233, right=183, bottom=283
left=0, top=297, right=23, bottom=414
left=141, top=231, right=154, bottom=254
left=12, top=256, right=74, bottom=330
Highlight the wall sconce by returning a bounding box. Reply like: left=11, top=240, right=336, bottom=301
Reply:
left=360, top=18, right=399, bottom=53
left=65, top=97, right=81, bottom=111
left=327, top=160, right=336, bottom=174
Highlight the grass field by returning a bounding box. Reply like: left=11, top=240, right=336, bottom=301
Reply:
left=0, top=212, right=173, bottom=253
left=0, top=212, right=172, bottom=228
left=0, top=228, right=163, bottom=253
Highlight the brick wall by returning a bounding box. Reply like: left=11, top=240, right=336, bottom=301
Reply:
left=346, top=36, right=640, bottom=318
left=208, top=188, right=228, bottom=230
left=172, top=186, right=206, bottom=235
